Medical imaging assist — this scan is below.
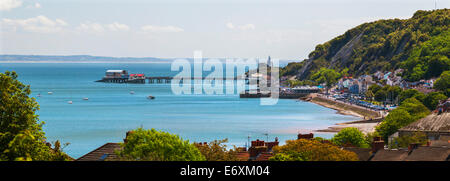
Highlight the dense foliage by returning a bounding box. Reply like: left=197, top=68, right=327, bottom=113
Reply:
left=194, top=139, right=239, bottom=161
left=310, top=68, right=341, bottom=93
left=368, top=85, right=403, bottom=103
left=269, top=139, right=359, bottom=161
left=434, top=70, right=450, bottom=97
left=331, top=127, right=369, bottom=148
left=281, top=9, right=449, bottom=81
left=389, top=132, right=428, bottom=148
left=0, top=71, right=70, bottom=161
left=401, top=30, right=450, bottom=81
left=368, top=84, right=447, bottom=110
left=117, top=128, right=205, bottom=161
left=376, top=98, right=430, bottom=141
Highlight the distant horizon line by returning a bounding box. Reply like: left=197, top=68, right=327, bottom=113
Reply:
left=0, top=54, right=300, bottom=61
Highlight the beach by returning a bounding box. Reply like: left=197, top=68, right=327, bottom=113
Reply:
left=307, top=94, right=383, bottom=134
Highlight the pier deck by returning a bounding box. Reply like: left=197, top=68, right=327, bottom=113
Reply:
left=96, top=76, right=243, bottom=84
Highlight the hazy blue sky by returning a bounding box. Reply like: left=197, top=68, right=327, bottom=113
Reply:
left=1, top=0, right=448, bottom=60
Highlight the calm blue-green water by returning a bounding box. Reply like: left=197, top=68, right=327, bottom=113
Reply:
left=0, top=63, right=359, bottom=158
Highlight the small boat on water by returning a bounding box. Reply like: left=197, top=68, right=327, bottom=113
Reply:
left=37, top=93, right=41, bottom=97
left=48, top=92, right=53, bottom=95
left=83, top=98, right=89, bottom=100
left=147, top=95, right=155, bottom=100
left=67, top=101, right=73, bottom=104
left=130, top=91, right=135, bottom=94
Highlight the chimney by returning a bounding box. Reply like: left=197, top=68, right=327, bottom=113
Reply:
left=373, top=136, right=382, bottom=142
left=408, top=143, right=419, bottom=152
left=124, top=131, right=134, bottom=143
left=297, top=133, right=314, bottom=140
left=371, top=138, right=385, bottom=153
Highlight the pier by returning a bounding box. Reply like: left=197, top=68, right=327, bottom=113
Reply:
left=96, top=76, right=242, bottom=84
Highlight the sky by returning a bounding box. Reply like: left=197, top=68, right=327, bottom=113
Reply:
left=0, top=0, right=448, bottom=60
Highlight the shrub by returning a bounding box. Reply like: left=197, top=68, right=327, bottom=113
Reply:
left=331, top=127, right=369, bottom=148
left=269, top=139, right=359, bottom=161
left=117, top=128, right=205, bottom=161
left=194, top=139, right=239, bottom=161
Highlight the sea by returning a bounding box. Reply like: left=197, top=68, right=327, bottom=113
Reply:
left=0, top=62, right=359, bottom=158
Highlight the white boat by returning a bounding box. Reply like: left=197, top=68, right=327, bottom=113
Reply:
left=37, top=93, right=41, bottom=97
left=48, top=92, right=53, bottom=95
left=130, top=91, right=135, bottom=94
left=83, top=98, right=89, bottom=100
left=67, top=101, right=73, bottom=104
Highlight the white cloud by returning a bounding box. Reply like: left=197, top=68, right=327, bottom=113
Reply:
left=107, top=22, right=130, bottom=31
left=77, top=22, right=105, bottom=33
left=77, top=22, right=130, bottom=33
left=0, top=0, right=22, bottom=11
left=141, top=25, right=184, bottom=33
left=226, top=22, right=255, bottom=31
left=2, top=15, right=68, bottom=33
left=34, top=2, right=41, bottom=8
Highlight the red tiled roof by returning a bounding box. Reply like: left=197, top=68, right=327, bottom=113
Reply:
left=130, top=74, right=145, bottom=77
left=235, top=152, right=250, bottom=161
left=255, top=152, right=273, bottom=161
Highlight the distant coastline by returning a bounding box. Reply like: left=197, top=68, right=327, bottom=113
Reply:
left=0, top=54, right=296, bottom=65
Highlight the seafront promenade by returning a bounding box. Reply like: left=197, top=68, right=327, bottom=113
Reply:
left=308, top=94, right=384, bottom=134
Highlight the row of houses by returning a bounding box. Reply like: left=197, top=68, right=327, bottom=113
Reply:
left=76, top=130, right=449, bottom=161
left=336, top=69, right=439, bottom=95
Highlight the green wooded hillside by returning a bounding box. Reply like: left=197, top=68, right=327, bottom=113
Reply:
left=281, top=9, right=449, bottom=81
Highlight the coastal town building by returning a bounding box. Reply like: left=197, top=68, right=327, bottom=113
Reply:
left=129, top=73, right=145, bottom=80
left=105, top=70, right=128, bottom=78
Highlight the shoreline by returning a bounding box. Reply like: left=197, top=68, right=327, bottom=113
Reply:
left=306, top=95, right=383, bottom=134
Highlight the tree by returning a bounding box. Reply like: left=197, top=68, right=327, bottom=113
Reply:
left=400, top=98, right=430, bottom=119
left=386, top=86, right=402, bottom=104
left=286, top=80, right=303, bottom=88
left=365, top=90, right=375, bottom=101
left=376, top=98, right=430, bottom=141
left=375, top=90, right=387, bottom=102
left=376, top=109, right=413, bottom=142
left=422, top=92, right=447, bottom=110
left=194, top=139, right=239, bottom=161
left=0, top=71, right=70, bottom=161
left=434, top=71, right=450, bottom=97
left=331, top=127, right=369, bottom=148
left=398, top=89, right=422, bottom=103
left=269, top=139, right=359, bottom=161
left=311, top=68, right=341, bottom=94
left=390, top=132, right=428, bottom=149
left=117, top=128, right=205, bottom=161
left=369, top=84, right=382, bottom=94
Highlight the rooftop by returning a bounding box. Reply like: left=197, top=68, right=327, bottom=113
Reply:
left=370, top=149, right=409, bottom=161
left=399, top=112, right=450, bottom=133
left=405, top=147, right=450, bottom=161
left=76, top=143, right=122, bottom=161
left=343, top=147, right=372, bottom=161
